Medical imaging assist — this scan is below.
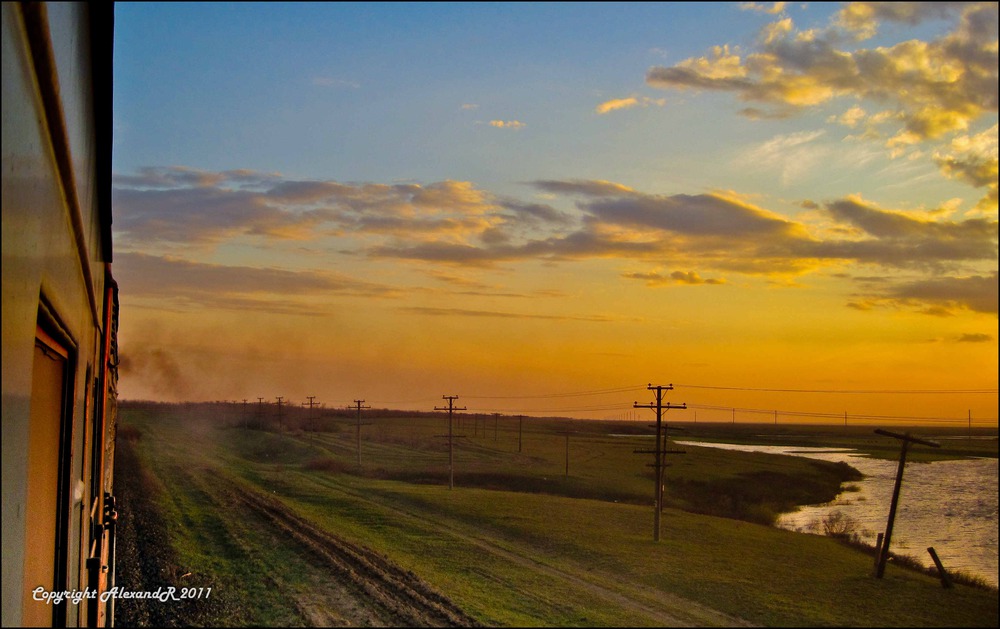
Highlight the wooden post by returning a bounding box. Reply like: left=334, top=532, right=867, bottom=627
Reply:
left=564, top=433, right=569, bottom=477
left=874, top=429, right=940, bottom=578
left=872, top=532, right=884, bottom=577
left=518, top=415, right=523, bottom=453
left=877, top=437, right=909, bottom=578
left=927, top=547, right=953, bottom=589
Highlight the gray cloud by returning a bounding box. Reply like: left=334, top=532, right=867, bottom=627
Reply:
left=850, top=272, right=998, bottom=315
left=581, top=193, right=809, bottom=239
left=113, top=169, right=508, bottom=249
left=957, top=332, right=993, bottom=342
left=398, top=306, right=627, bottom=323
left=622, top=271, right=726, bottom=286
left=370, top=178, right=997, bottom=278
left=114, top=169, right=998, bottom=318
left=809, top=197, right=998, bottom=268
left=890, top=272, right=998, bottom=314
left=115, top=252, right=400, bottom=314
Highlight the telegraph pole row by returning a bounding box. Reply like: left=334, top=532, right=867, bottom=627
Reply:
left=435, top=395, right=466, bottom=490
left=633, top=383, right=686, bottom=542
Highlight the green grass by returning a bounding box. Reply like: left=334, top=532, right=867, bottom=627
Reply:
left=116, top=402, right=998, bottom=627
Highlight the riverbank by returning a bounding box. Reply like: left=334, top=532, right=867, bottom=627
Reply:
left=672, top=438, right=998, bottom=589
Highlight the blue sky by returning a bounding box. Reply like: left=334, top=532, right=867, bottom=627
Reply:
left=110, top=2, right=997, bottom=423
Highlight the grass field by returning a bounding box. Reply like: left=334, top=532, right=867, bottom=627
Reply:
left=113, top=401, right=998, bottom=627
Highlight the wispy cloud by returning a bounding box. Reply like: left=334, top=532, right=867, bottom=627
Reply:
left=489, top=120, right=526, bottom=129
left=398, top=306, right=629, bottom=323
left=735, top=130, right=830, bottom=186
left=594, top=96, right=666, bottom=115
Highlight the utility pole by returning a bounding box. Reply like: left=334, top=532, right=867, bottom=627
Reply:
left=558, top=431, right=573, bottom=477
left=256, top=397, right=264, bottom=430
left=305, top=396, right=319, bottom=431
left=873, top=429, right=940, bottom=578
left=634, top=384, right=686, bottom=542
left=518, top=415, right=524, bottom=453
left=275, top=396, right=284, bottom=432
left=435, top=395, right=466, bottom=490
left=352, top=399, right=371, bottom=470
left=493, top=412, right=499, bottom=442
left=242, top=399, right=248, bottom=430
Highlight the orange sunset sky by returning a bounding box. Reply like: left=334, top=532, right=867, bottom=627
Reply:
left=110, top=2, right=998, bottom=425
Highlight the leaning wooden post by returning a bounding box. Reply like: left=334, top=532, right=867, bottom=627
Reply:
left=877, top=436, right=910, bottom=578
left=871, top=532, right=884, bottom=577
left=873, top=429, right=940, bottom=578
left=927, top=547, right=953, bottom=589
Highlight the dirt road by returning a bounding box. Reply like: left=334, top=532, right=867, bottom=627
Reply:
left=114, top=437, right=479, bottom=626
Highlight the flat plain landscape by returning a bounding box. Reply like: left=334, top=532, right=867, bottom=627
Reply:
left=113, top=401, right=998, bottom=627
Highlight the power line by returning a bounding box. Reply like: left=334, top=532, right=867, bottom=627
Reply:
left=468, top=403, right=634, bottom=414
left=686, top=403, right=996, bottom=424
left=465, top=401, right=996, bottom=424
left=673, top=383, right=997, bottom=394
left=464, top=385, right=646, bottom=399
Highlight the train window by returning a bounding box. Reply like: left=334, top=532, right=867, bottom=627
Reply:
left=23, top=325, right=73, bottom=627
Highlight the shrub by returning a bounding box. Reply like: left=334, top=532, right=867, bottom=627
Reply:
left=821, top=510, right=860, bottom=540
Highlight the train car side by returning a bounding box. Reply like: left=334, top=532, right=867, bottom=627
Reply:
left=2, top=2, right=118, bottom=626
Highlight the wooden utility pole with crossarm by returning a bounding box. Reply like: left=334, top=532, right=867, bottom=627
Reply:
left=633, top=384, right=686, bottom=541
left=435, top=395, right=466, bottom=489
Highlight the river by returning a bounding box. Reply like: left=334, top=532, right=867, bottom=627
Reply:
left=674, top=439, right=999, bottom=588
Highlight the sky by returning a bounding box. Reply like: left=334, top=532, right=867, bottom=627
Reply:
left=110, top=2, right=998, bottom=426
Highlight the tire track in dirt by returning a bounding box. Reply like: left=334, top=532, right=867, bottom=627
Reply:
left=300, top=472, right=754, bottom=627
left=217, top=476, right=481, bottom=627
